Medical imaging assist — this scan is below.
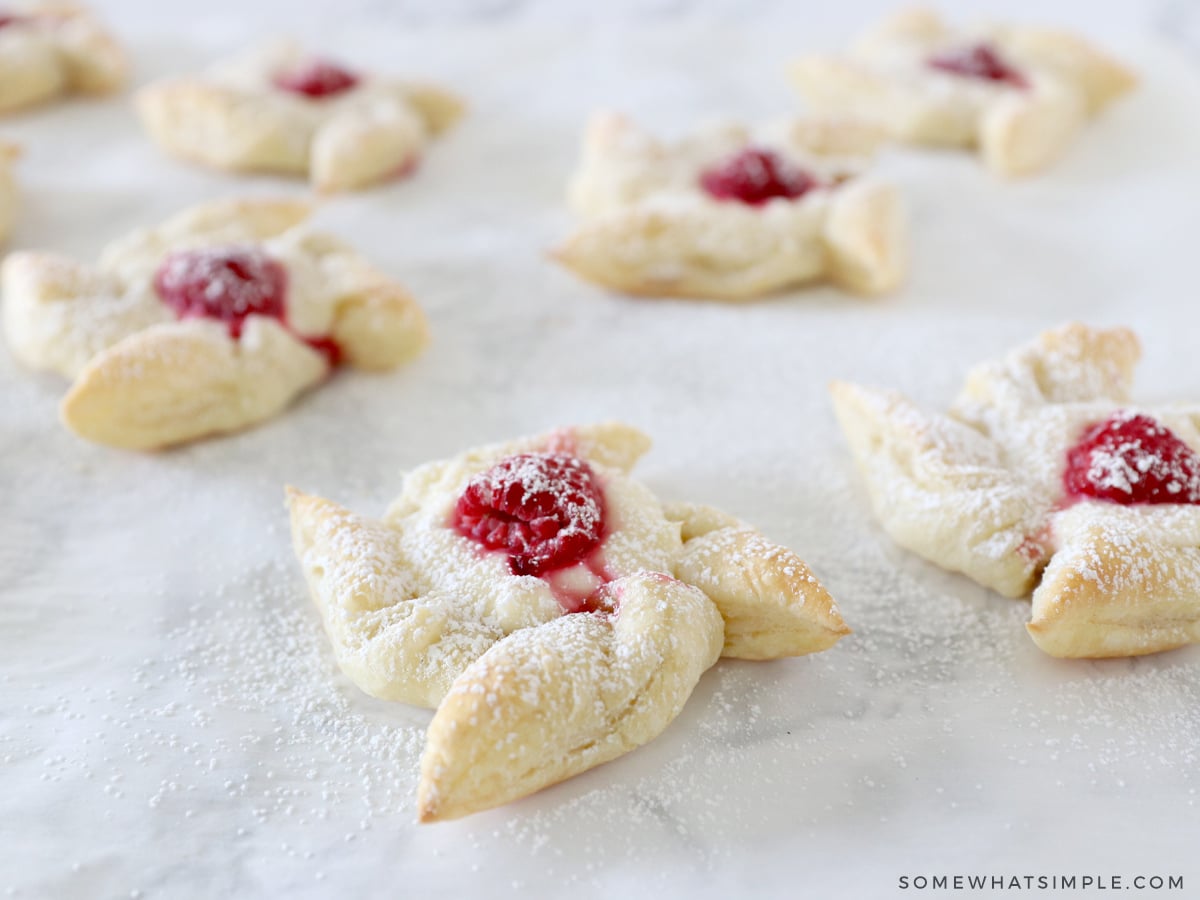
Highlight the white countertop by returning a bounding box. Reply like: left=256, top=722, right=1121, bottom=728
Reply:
left=3, top=2, right=1199, bottom=898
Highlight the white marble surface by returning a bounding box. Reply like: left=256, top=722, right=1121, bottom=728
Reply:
left=3, top=2, right=1199, bottom=898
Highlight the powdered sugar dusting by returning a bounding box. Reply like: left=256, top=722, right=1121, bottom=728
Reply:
left=4, top=16, right=1199, bottom=897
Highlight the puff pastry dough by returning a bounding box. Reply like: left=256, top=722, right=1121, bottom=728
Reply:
left=2, top=198, right=428, bottom=449
left=832, top=323, right=1200, bottom=658
left=554, top=112, right=907, bottom=300
left=789, top=8, right=1135, bottom=175
left=288, top=423, right=849, bottom=821
left=0, top=3, right=125, bottom=113
left=137, top=41, right=464, bottom=191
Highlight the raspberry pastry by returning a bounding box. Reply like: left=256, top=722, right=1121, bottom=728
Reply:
left=136, top=41, right=464, bottom=192
left=789, top=8, right=1136, bottom=176
left=0, top=3, right=125, bottom=113
left=2, top=198, right=428, bottom=449
left=832, top=323, right=1200, bottom=658
left=553, top=112, right=907, bottom=300
left=287, top=423, right=849, bottom=821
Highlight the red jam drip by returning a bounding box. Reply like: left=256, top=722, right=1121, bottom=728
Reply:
left=0, top=14, right=21, bottom=28
left=453, top=452, right=607, bottom=580
left=274, top=60, right=360, bottom=99
left=927, top=43, right=1028, bottom=88
left=1063, top=411, right=1200, bottom=505
left=699, top=148, right=819, bottom=206
left=153, top=246, right=341, bottom=366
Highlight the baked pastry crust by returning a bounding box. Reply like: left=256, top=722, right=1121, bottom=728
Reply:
left=554, top=112, right=907, bottom=300
left=2, top=197, right=428, bottom=449
left=287, top=423, right=849, bottom=821
left=789, top=8, right=1136, bottom=175
left=832, top=323, right=1200, bottom=658
left=0, top=142, right=19, bottom=242
left=0, top=3, right=125, bottom=113
left=136, top=41, right=464, bottom=191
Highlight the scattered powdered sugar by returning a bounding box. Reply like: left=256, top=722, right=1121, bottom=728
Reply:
left=11, top=560, right=428, bottom=836
left=5, top=19, right=1200, bottom=895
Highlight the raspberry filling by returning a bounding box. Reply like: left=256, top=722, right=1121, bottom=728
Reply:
left=274, top=60, right=360, bottom=99
left=0, top=14, right=20, bottom=28
left=153, top=246, right=341, bottom=366
left=699, top=147, right=820, bottom=206
left=1063, top=411, right=1200, bottom=505
left=452, top=453, right=607, bottom=579
left=927, top=43, right=1028, bottom=88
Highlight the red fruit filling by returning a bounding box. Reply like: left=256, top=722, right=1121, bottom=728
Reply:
left=274, top=59, right=360, bottom=99
left=927, top=43, right=1028, bottom=88
left=0, top=14, right=21, bottom=28
left=1063, top=411, right=1200, bottom=505
left=153, top=246, right=341, bottom=366
left=453, top=452, right=607, bottom=578
left=699, top=147, right=819, bottom=206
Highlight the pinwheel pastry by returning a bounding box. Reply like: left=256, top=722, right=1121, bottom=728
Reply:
left=137, top=41, right=464, bottom=191
left=553, top=111, right=907, bottom=300
left=2, top=198, right=427, bottom=449
left=288, top=422, right=849, bottom=821
left=0, top=3, right=125, bottom=113
left=833, top=323, right=1200, bottom=658
left=0, top=142, right=18, bottom=242
left=789, top=8, right=1135, bottom=176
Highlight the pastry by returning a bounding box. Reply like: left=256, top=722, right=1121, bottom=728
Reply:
left=0, top=142, right=18, bottom=242
left=287, top=422, right=849, bottom=821
left=137, top=41, right=464, bottom=191
left=553, top=112, right=907, bottom=300
left=2, top=197, right=428, bottom=449
left=0, top=3, right=125, bottom=113
left=789, top=8, right=1136, bottom=175
left=832, top=323, right=1200, bottom=658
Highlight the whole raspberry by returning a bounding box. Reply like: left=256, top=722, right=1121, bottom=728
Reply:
left=453, top=453, right=607, bottom=577
left=699, top=147, right=819, bottom=206
left=274, top=59, right=360, bottom=99
left=154, top=246, right=287, bottom=338
left=1063, top=411, right=1200, bottom=505
left=927, top=43, right=1028, bottom=88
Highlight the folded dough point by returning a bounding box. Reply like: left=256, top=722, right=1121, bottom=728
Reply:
left=822, top=179, right=907, bottom=295
left=399, top=82, right=467, bottom=136
left=331, top=281, right=429, bottom=371
left=416, top=572, right=724, bottom=823
left=1028, top=523, right=1200, bottom=658
left=553, top=203, right=830, bottom=302
left=829, top=379, right=1045, bottom=599
left=60, top=317, right=327, bottom=450
left=980, top=86, right=1085, bottom=178
left=135, top=81, right=311, bottom=175
left=675, top=526, right=850, bottom=658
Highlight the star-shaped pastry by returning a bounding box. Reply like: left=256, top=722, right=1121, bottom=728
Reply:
left=287, top=423, right=849, bottom=821
left=137, top=41, right=464, bottom=191
left=789, top=8, right=1135, bottom=175
left=2, top=198, right=428, bottom=449
left=553, top=112, right=907, bottom=300
left=0, top=3, right=125, bottom=113
left=832, top=323, right=1200, bottom=657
